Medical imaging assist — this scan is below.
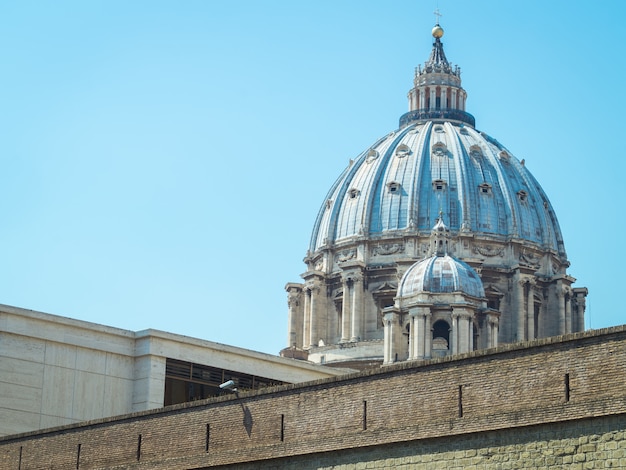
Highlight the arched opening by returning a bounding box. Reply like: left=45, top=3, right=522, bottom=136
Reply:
left=473, top=323, right=479, bottom=351
left=432, top=320, right=450, bottom=351
left=534, top=301, right=541, bottom=339
left=334, top=296, right=342, bottom=343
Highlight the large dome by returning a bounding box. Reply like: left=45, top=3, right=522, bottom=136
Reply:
left=310, top=121, right=565, bottom=258
left=284, top=22, right=587, bottom=368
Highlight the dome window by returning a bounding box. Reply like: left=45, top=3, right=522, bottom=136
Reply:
left=348, top=188, right=360, bottom=199
left=479, top=182, right=492, bottom=195
left=469, top=145, right=483, bottom=159
left=326, top=199, right=333, bottom=210
left=387, top=182, right=401, bottom=193
left=395, top=144, right=411, bottom=158
left=434, top=125, right=445, bottom=133
left=498, top=150, right=510, bottom=160
left=366, top=149, right=379, bottom=163
left=432, top=142, right=447, bottom=157
left=517, top=190, right=528, bottom=202
left=459, top=127, right=469, bottom=135
left=432, top=179, right=447, bottom=191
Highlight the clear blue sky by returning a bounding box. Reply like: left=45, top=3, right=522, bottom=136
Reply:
left=0, top=1, right=624, bottom=354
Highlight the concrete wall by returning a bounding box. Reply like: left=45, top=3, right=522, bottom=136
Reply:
left=0, top=305, right=348, bottom=437
left=1, top=325, right=624, bottom=469
left=0, top=306, right=136, bottom=436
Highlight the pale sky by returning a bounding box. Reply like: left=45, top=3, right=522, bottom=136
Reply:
left=1, top=1, right=624, bottom=354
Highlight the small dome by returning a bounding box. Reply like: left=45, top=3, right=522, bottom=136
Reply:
left=398, top=255, right=485, bottom=298
left=432, top=24, right=444, bottom=39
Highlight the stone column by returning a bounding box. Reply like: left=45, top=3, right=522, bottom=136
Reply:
left=383, top=308, right=401, bottom=364
left=408, top=308, right=428, bottom=360
left=451, top=313, right=459, bottom=354
left=408, top=310, right=417, bottom=360
left=350, top=274, right=363, bottom=342
left=527, top=281, right=535, bottom=340
left=419, top=89, right=425, bottom=109
left=424, top=312, right=432, bottom=359
left=302, top=288, right=311, bottom=349
left=414, top=307, right=430, bottom=359
left=340, top=277, right=351, bottom=342
left=565, top=289, right=572, bottom=334
left=451, top=89, right=457, bottom=109
left=429, top=88, right=436, bottom=110
left=309, top=284, right=319, bottom=348
left=516, top=275, right=526, bottom=342
left=454, top=308, right=471, bottom=354
left=489, top=315, right=499, bottom=348
left=441, top=88, right=448, bottom=109
left=383, top=315, right=391, bottom=363
left=557, top=282, right=566, bottom=335
left=286, top=284, right=302, bottom=348
left=573, top=288, right=587, bottom=332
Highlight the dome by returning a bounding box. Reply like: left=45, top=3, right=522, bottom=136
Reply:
left=284, top=21, right=587, bottom=367
left=398, top=254, right=485, bottom=299
left=310, top=121, right=565, bottom=257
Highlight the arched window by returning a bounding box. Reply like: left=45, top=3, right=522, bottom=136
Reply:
left=432, top=320, right=450, bottom=350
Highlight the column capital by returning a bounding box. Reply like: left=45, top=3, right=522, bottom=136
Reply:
left=342, top=272, right=363, bottom=283
left=452, top=307, right=472, bottom=319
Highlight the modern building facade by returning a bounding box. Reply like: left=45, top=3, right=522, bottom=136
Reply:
left=0, top=304, right=349, bottom=437
left=284, top=23, right=588, bottom=368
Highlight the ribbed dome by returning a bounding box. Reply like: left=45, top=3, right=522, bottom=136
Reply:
left=310, top=121, right=565, bottom=257
left=398, top=254, right=484, bottom=298
left=284, top=22, right=586, bottom=367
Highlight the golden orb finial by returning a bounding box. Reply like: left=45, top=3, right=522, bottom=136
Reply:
left=432, top=24, right=444, bottom=39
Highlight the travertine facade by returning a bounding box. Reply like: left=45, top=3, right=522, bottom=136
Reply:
left=284, top=24, right=588, bottom=368
left=1, top=326, right=624, bottom=469
left=0, top=304, right=348, bottom=437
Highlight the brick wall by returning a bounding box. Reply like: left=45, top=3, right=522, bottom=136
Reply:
left=1, top=326, right=625, bottom=469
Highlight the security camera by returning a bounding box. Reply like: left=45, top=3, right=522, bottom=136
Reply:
left=219, top=380, right=237, bottom=392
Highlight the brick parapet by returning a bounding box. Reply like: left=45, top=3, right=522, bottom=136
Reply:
left=1, top=325, right=625, bottom=469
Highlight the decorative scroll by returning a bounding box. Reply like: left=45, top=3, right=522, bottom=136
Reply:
left=372, top=243, right=405, bottom=256
left=337, top=249, right=356, bottom=263
left=473, top=244, right=504, bottom=257
left=519, top=249, right=539, bottom=265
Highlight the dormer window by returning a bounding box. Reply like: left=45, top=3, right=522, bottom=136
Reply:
left=479, top=182, right=492, bottom=195
left=434, top=125, right=444, bottom=133
left=433, top=179, right=447, bottom=191
left=498, top=150, right=510, bottom=160
left=348, top=188, right=360, bottom=199
left=387, top=182, right=401, bottom=193
left=395, top=144, right=410, bottom=158
left=469, top=145, right=483, bottom=159
left=432, top=142, right=447, bottom=157
left=366, top=149, right=379, bottom=163
left=517, top=190, right=528, bottom=202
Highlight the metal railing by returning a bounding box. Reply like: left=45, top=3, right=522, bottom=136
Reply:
left=399, top=108, right=475, bottom=128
